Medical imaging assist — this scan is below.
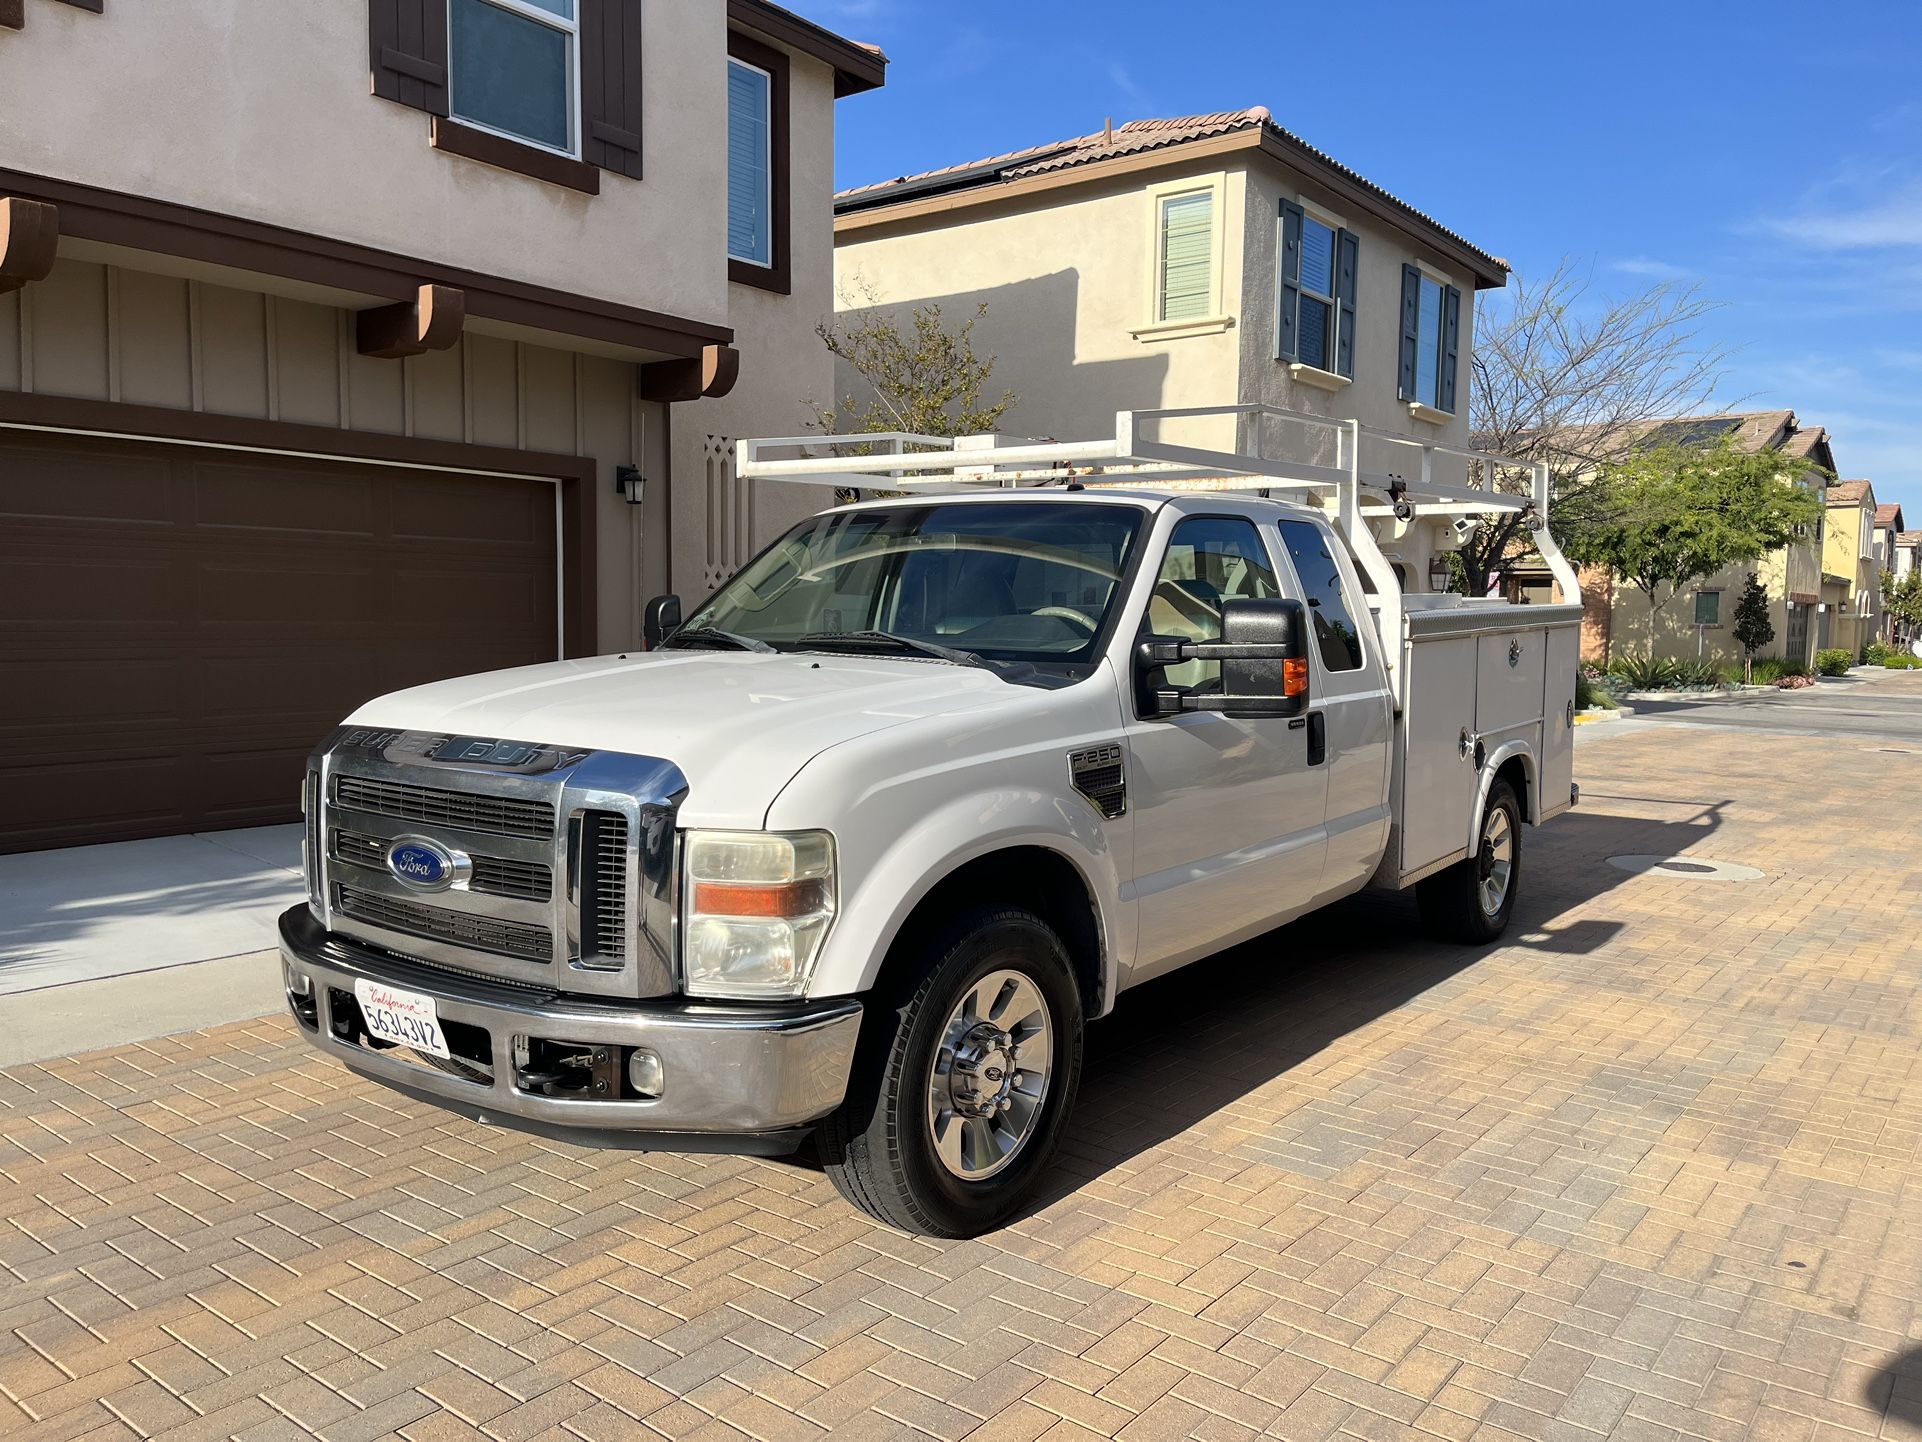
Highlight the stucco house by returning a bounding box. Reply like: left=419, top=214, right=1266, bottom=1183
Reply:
left=1821, top=480, right=1882, bottom=656
left=830, top=107, right=1508, bottom=595
left=0, top=0, right=883, bottom=851
left=1581, top=411, right=1835, bottom=669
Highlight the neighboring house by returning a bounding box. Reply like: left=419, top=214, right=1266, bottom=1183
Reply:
left=1820, top=480, right=1881, bottom=656
left=1873, top=501, right=1904, bottom=577
left=0, top=0, right=884, bottom=851
left=831, top=107, right=1508, bottom=595
left=1578, top=411, right=1835, bottom=669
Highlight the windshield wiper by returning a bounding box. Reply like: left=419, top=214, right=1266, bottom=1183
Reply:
left=662, top=627, right=775, bottom=654
left=797, top=629, right=987, bottom=669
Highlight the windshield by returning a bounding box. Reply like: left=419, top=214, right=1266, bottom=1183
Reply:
left=678, top=501, right=1145, bottom=673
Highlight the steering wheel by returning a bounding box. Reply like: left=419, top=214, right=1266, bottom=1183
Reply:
left=1032, top=605, right=1099, bottom=633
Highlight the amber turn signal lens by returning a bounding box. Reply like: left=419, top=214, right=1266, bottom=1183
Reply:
left=1283, top=656, right=1309, bottom=696
left=691, top=878, right=831, bottom=919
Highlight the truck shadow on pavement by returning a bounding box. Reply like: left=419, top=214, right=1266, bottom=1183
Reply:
left=1868, top=1346, right=1922, bottom=1430
left=1030, top=799, right=1731, bottom=1208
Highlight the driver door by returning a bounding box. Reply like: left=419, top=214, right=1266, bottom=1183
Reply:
left=1123, top=515, right=1330, bottom=982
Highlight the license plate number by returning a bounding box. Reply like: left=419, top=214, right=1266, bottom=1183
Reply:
left=353, top=979, right=450, bottom=1059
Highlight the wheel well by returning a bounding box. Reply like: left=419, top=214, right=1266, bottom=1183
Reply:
left=882, top=847, right=1105, bottom=1014
left=1496, top=754, right=1531, bottom=823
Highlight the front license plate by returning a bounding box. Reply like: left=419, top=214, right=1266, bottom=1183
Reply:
left=353, top=978, right=451, bottom=1059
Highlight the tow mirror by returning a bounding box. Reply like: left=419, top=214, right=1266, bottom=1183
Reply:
left=1138, top=597, right=1309, bottom=719
left=642, top=594, right=682, bottom=650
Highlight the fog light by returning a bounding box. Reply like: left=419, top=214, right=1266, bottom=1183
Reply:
left=627, top=1048, right=664, bottom=1098
left=283, top=963, right=311, bottom=998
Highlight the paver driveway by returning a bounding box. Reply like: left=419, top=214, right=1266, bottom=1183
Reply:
left=3, top=722, right=1920, bottom=1441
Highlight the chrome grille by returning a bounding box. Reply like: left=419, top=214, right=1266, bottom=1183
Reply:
left=579, top=811, right=629, bottom=966
left=331, top=829, right=552, bottom=902
left=333, top=775, right=553, bottom=839
left=335, top=885, right=553, bottom=962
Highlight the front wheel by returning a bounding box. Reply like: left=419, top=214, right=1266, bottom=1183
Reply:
left=820, top=906, right=1084, bottom=1237
left=1417, top=778, right=1522, bottom=943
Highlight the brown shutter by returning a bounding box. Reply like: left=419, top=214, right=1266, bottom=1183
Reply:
left=369, top=0, right=449, bottom=117
left=581, top=0, right=644, bottom=180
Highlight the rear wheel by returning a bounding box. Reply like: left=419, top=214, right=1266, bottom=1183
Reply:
left=820, top=906, right=1084, bottom=1237
left=1418, top=778, right=1522, bottom=943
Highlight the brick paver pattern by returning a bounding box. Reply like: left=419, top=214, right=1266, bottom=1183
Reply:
left=3, top=724, right=1921, bottom=1440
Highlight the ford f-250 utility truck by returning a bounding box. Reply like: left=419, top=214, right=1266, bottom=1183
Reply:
left=280, top=404, right=1583, bottom=1237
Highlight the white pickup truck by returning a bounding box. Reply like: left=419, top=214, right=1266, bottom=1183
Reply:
left=280, top=406, right=1583, bottom=1237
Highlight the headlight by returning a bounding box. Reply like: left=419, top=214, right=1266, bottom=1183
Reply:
left=682, top=830, right=836, bottom=999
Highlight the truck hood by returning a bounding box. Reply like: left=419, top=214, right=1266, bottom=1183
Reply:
left=343, top=651, right=1012, bottom=827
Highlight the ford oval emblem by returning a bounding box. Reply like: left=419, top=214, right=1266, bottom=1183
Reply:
left=386, top=837, right=457, bottom=891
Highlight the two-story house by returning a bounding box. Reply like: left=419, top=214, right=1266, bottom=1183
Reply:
left=830, top=107, right=1507, bottom=591
left=1585, top=411, right=1835, bottom=669
left=0, top=0, right=883, bottom=851
left=1821, top=480, right=1882, bottom=655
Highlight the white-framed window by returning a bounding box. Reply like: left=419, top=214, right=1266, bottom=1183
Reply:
left=1278, top=197, right=1358, bottom=378
left=447, top=0, right=579, bottom=157
left=1414, top=271, right=1445, bottom=407
left=1155, top=189, right=1215, bottom=323
left=728, top=58, right=775, bottom=267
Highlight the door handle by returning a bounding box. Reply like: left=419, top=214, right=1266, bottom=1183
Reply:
left=1306, top=711, right=1326, bottom=767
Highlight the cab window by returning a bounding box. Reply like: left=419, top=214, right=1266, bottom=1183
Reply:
left=1147, top=517, right=1280, bottom=691
left=1275, top=518, right=1365, bottom=672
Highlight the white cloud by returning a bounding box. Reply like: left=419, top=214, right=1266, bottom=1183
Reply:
left=1610, top=256, right=1693, bottom=281
left=1766, top=178, right=1922, bottom=251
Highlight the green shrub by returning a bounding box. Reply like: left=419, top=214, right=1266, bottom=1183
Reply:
left=1749, top=657, right=1811, bottom=685
left=1607, top=655, right=1679, bottom=691
left=1575, top=674, right=1617, bottom=710
left=1815, top=648, right=1854, bottom=677
left=1670, top=658, right=1733, bottom=688
left=1883, top=653, right=1922, bottom=670
left=1866, top=641, right=1894, bottom=665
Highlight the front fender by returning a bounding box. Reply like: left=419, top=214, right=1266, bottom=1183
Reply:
left=808, top=789, right=1128, bottom=1014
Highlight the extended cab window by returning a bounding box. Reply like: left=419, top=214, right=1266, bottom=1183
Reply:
left=1147, top=517, right=1280, bottom=692
left=1275, top=518, right=1364, bottom=671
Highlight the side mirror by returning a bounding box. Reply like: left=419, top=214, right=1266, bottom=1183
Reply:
left=642, top=594, right=682, bottom=650
left=1138, top=596, right=1310, bottom=719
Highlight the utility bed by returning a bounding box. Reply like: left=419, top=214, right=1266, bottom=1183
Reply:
left=1391, top=596, right=1583, bottom=885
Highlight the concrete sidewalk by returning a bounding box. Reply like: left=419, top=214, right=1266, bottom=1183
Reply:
left=0, top=825, right=299, bottom=1063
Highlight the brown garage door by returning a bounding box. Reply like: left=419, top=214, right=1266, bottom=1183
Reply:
left=0, top=431, right=559, bottom=852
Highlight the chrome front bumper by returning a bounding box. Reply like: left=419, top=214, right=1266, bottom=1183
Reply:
left=278, top=906, right=861, bottom=1154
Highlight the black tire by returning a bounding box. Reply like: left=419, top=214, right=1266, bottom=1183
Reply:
left=1418, top=778, right=1522, bottom=944
left=820, top=905, right=1084, bottom=1237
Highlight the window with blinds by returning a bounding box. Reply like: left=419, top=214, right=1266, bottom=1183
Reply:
left=728, top=58, right=773, bottom=267
left=1156, top=191, right=1214, bottom=323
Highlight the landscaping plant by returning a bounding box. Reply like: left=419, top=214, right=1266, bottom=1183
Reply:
left=1732, top=572, right=1773, bottom=684
left=1815, top=648, right=1854, bottom=677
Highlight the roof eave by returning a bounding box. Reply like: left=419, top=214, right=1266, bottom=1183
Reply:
left=727, top=0, right=887, bottom=96
left=1252, top=130, right=1506, bottom=288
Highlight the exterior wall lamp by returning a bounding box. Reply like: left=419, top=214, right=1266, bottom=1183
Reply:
left=615, top=465, right=647, bottom=506
left=1428, top=554, right=1452, bottom=593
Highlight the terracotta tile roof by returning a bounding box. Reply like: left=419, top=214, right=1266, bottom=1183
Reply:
left=1876, top=503, right=1904, bottom=528
left=1898, top=530, right=1922, bottom=545
left=835, top=106, right=1507, bottom=283
left=1826, top=479, right=1872, bottom=505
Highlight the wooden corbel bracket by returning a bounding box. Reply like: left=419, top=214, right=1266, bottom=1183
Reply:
left=0, top=197, right=60, bottom=293
left=356, top=283, right=465, bottom=360
left=637, top=344, right=741, bottom=403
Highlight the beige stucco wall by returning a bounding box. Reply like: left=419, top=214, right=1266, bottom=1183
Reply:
left=1, top=0, right=730, bottom=326
left=665, top=49, right=841, bottom=604
left=0, top=257, right=661, bottom=653
left=1823, top=496, right=1881, bottom=654
left=1605, top=542, right=1822, bottom=668
left=832, top=163, right=1247, bottom=452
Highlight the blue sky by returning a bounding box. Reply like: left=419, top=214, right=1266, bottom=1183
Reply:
left=817, top=0, right=1922, bottom=512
